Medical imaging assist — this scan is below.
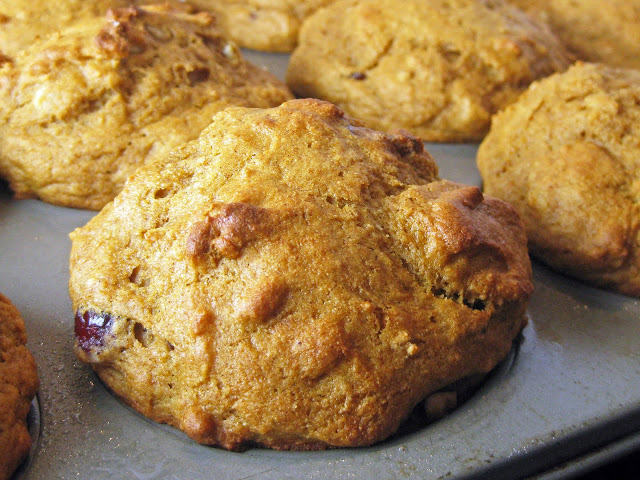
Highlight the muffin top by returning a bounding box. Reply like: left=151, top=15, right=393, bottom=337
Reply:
left=286, top=0, right=572, bottom=141
left=70, top=99, right=532, bottom=450
left=0, top=4, right=291, bottom=209
left=477, top=62, right=640, bottom=296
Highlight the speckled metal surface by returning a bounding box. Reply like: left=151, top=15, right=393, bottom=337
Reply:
left=1, top=52, right=639, bottom=480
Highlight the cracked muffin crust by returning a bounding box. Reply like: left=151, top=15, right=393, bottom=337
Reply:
left=508, top=0, right=640, bottom=70
left=187, top=0, right=338, bottom=52
left=0, top=4, right=292, bottom=210
left=286, top=0, right=572, bottom=142
left=0, top=293, right=39, bottom=480
left=477, top=62, right=640, bottom=297
left=70, top=98, right=533, bottom=450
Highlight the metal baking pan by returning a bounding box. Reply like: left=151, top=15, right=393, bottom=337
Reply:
left=1, top=51, right=639, bottom=480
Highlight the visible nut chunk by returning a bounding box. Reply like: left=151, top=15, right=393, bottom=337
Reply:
left=187, top=203, right=273, bottom=260
left=238, top=277, right=289, bottom=324
left=145, top=23, right=173, bottom=42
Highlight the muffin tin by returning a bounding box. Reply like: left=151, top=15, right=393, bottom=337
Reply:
left=2, top=51, right=639, bottom=480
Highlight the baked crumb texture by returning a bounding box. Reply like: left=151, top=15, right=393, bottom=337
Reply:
left=0, top=293, right=39, bottom=480
left=286, top=0, right=572, bottom=142
left=70, top=99, right=533, bottom=450
left=477, top=62, right=640, bottom=296
left=0, top=4, right=291, bottom=210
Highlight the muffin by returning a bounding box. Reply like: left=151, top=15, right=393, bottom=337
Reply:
left=0, top=4, right=292, bottom=210
left=70, top=98, right=533, bottom=450
left=187, top=0, right=338, bottom=52
left=0, top=293, right=39, bottom=480
left=286, top=0, right=572, bottom=142
left=508, top=0, right=640, bottom=69
left=477, top=62, right=640, bottom=296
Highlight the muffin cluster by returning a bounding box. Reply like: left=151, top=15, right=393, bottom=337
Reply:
left=2, top=0, right=638, bottom=475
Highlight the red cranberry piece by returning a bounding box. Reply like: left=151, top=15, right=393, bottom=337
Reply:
left=74, top=310, right=114, bottom=353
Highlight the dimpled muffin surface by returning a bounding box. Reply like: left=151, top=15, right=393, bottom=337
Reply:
left=508, top=0, right=640, bottom=70
left=477, top=62, right=640, bottom=297
left=0, top=293, right=39, bottom=480
left=187, top=0, right=338, bottom=52
left=70, top=99, right=533, bottom=450
left=286, top=0, right=572, bottom=142
left=0, top=4, right=292, bottom=210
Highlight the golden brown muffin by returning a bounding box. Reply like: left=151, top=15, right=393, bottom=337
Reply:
left=286, top=0, right=572, bottom=142
left=70, top=99, right=533, bottom=451
left=187, top=0, right=338, bottom=52
left=0, top=4, right=292, bottom=210
left=0, top=0, right=136, bottom=59
left=0, top=293, right=39, bottom=480
left=477, top=62, right=640, bottom=297
left=508, top=0, right=640, bottom=70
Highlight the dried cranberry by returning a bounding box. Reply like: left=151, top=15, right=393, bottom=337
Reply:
left=75, top=310, right=114, bottom=353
